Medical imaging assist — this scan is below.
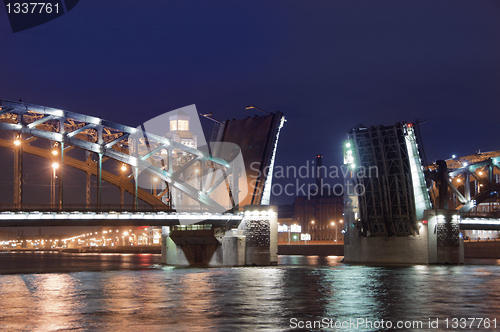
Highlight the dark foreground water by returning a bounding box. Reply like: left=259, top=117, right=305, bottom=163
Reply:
left=0, top=253, right=500, bottom=331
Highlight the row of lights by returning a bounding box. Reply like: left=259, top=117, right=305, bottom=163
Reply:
left=310, top=220, right=343, bottom=226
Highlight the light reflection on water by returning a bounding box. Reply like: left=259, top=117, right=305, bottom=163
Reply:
left=0, top=253, right=499, bottom=331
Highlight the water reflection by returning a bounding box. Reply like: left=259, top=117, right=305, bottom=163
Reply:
left=0, top=274, right=79, bottom=331
left=0, top=254, right=499, bottom=331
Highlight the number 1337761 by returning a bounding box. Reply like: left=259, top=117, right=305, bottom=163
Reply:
left=6, top=3, right=59, bottom=14
left=443, top=318, right=496, bottom=329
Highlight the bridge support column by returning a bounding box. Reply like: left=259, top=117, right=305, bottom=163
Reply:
left=160, top=206, right=277, bottom=267
left=239, top=206, right=278, bottom=266
left=13, top=134, right=22, bottom=210
left=120, top=188, right=124, bottom=209
left=425, top=209, right=464, bottom=264
left=465, top=172, right=471, bottom=202
left=58, top=142, right=64, bottom=210
left=97, top=153, right=102, bottom=210
left=343, top=209, right=464, bottom=264
left=85, top=172, right=91, bottom=209
left=133, top=167, right=138, bottom=211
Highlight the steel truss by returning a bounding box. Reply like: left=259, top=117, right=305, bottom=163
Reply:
left=430, top=153, right=500, bottom=214
left=0, top=99, right=235, bottom=212
left=349, top=124, right=417, bottom=236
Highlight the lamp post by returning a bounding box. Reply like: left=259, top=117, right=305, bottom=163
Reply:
left=331, top=221, right=337, bottom=242
left=340, top=219, right=343, bottom=242
left=152, top=176, right=158, bottom=196
left=309, top=220, right=314, bottom=243
left=120, top=164, right=127, bottom=209
left=51, top=162, right=59, bottom=208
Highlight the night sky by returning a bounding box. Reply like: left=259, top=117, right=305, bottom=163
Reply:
left=1, top=1, right=500, bottom=208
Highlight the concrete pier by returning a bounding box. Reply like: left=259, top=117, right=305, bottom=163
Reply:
left=160, top=206, right=278, bottom=267
left=344, top=209, right=464, bottom=264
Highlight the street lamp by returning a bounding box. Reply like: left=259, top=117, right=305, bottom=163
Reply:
left=246, top=104, right=271, bottom=115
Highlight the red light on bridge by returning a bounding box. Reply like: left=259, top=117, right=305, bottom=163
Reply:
left=422, top=220, right=428, bottom=224
left=407, top=123, right=413, bottom=128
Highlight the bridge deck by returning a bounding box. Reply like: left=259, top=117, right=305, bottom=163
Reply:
left=459, top=218, right=500, bottom=230
left=0, top=211, right=243, bottom=227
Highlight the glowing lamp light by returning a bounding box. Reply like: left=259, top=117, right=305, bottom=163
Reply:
left=345, top=142, right=351, bottom=148
left=452, top=154, right=456, bottom=159
left=350, top=164, right=356, bottom=169
left=407, top=123, right=413, bottom=128
left=121, top=164, right=127, bottom=172
left=462, top=162, right=468, bottom=167
left=51, top=162, right=59, bottom=170
left=52, top=150, right=58, bottom=156
left=13, top=139, right=21, bottom=146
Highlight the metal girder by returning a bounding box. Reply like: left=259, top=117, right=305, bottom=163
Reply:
left=458, top=182, right=500, bottom=213
left=439, top=155, right=500, bottom=214
left=449, top=158, right=497, bottom=177
left=0, top=99, right=235, bottom=211
left=0, top=106, right=13, bottom=117
left=471, top=171, right=488, bottom=187
left=0, top=137, right=166, bottom=208
left=448, top=182, right=468, bottom=204
left=348, top=124, right=417, bottom=236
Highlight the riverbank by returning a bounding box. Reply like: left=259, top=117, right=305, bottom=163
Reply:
left=5, top=245, right=161, bottom=254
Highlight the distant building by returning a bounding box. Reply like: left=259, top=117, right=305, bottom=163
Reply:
left=295, top=194, right=343, bottom=242
left=0, top=229, right=17, bottom=248
left=295, top=155, right=344, bottom=241
left=277, top=155, right=345, bottom=242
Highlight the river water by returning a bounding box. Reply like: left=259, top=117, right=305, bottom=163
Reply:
left=0, top=252, right=499, bottom=331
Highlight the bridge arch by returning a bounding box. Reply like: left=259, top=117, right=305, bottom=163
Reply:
left=0, top=99, right=237, bottom=212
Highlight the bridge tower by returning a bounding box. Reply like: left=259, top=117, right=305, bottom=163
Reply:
left=343, top=122, right=464, bottom=264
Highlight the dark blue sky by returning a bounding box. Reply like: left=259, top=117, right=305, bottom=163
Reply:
left=1, top=1, right=500, bottom=205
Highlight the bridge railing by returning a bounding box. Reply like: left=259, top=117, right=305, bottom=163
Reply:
left=462, top=211, right=500, bottom=219
left=0, top=204, right=175, bottom=213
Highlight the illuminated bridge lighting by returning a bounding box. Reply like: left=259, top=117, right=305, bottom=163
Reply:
left=0, top=211, right=244, bottom=227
